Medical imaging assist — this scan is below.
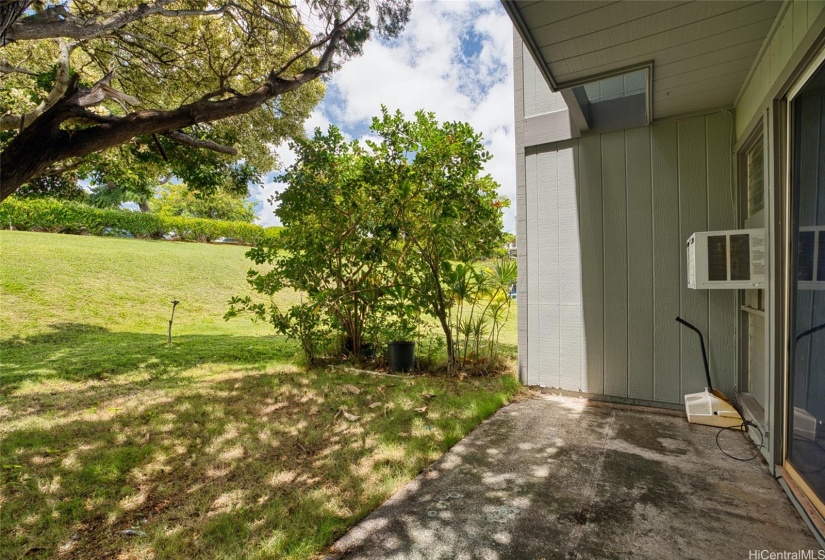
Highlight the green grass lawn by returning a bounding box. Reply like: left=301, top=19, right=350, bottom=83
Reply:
left=0, top=231, right=520, bottom=559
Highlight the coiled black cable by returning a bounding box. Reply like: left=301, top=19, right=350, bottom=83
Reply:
left=716, top=421, right=764, bottom=461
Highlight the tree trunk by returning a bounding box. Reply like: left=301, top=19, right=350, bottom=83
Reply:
left=138, top=200, right=150, bottom=213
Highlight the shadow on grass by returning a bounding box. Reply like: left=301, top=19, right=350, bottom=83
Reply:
left=0, top=362, right=518, bottom=560
left=0, top=323, right=297, bottom=394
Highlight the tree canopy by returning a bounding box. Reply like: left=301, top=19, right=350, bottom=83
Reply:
left=0, top=0, right=412, bottom=200
left=229, top=109, right=508, bottom=366
left=150, top=181, right=256, bottom=222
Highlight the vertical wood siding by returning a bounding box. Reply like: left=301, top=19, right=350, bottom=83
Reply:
left=523, top=111, right=736, bottom=404
left=514, top=30, right=529, bottom=383
left=522, top=42, right=567, bottom=118
left=735, top=0, right=825, bottom=140
left=651, top=121, right=682, bottom=403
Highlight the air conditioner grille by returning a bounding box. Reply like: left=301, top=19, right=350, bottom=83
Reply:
left=707, top=235, right=727, bottom=281
left=730, top=234, right=751, bottom=281
left=818, top=231, right=825, bottom=282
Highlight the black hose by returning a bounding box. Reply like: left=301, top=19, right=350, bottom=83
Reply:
left=675, top=316, right=713, bottom=392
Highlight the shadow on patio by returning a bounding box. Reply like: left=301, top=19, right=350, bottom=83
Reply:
left=328, top=394, right=820, bottom=560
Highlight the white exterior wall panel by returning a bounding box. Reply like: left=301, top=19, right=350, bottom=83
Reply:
left=522, top=112, right=737, bottom=404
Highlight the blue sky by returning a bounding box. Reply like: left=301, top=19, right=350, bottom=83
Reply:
left=250, top=0, right=516, bottom=232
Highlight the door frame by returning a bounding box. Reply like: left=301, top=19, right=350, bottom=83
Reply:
left=780, top=42, right=825, bottom=518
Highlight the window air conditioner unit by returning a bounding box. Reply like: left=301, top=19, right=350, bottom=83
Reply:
left=687, top=229, right=766, bottom=289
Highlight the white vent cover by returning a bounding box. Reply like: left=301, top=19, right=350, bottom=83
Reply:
left=687, top=229, right=766, bottom=289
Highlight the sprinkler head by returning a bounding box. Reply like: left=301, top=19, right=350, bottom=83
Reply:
left=172, top=300, right=180, bottom=306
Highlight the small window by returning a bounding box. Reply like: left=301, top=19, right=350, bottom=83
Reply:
left=746, top=139, right=764, bottom=217
left=569, top=67, right=650, bottom=131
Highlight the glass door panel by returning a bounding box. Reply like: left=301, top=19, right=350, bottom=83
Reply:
left=788, top=60, right=825, bottom=505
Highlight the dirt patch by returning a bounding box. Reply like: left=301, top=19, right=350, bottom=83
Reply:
left=559, top=497, right=636, bottom=526
left=613, top=415, right=688, bottom=456
left=599, top=449, right=686, bottom=509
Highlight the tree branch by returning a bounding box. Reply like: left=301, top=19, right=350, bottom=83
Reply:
left=0, top=0, right=30, bottom=46
left=164, top=131, right=238, bottom=155
left=0, top=59, right=36, bottom=75
left=35, top=160, right=82, bottom=178
left=6, top=0, right=175, bottom=42
left=0, top=39, right=74, bottom=132
left=3, top=0, right=288, bottom=43
left=0, top=16, right=349, bottom=200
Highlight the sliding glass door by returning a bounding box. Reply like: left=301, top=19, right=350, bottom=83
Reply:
left=787, top=57, right=825, bottom=510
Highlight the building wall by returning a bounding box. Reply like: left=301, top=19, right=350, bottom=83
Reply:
left=515, top=31, right=581, bottom=384
left=522, top=42, right=566, bottom=117
left=521, top=112, right=737, bottom=404
left=735, top=0, right=825, bottom=140
left=513, top=29, right=529, bottom=384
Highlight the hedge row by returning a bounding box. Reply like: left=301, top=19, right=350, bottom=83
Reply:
left=0, top=198, right=281, bottom=245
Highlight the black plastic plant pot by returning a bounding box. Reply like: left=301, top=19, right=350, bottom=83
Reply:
left=388, top=341, right=415, bottom=373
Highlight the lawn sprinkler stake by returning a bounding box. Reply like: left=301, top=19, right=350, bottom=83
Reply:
left=168, top=300, right=180, bottom=343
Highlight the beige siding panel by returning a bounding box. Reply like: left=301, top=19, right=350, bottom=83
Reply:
left=602, top=131, right=629, bottom=398
left=555, top=19, right=774, bottom=84
left=521, top=110, right=735, bottom=405
left=525, top=148, right=540, bottom=386
left=735, top=0, right=824, bottom=139
left=523, top=41, right=537, bottom=117
left=655, top=85, right=744, bottom=119
left=678, top=117, right=710, bottom=396
left=537, top=1, right=768, bottom=59
left=705, top=112, right=737, bottom=397
left=655, top=59, right=756, bottom=92
left=578, top=134, right=605, bottom=395
left=557, top=142, right=583, bottom=391
left=522, top=43, right=567, bottom=117
left=655, top=45, right=763, bottom=81
left=793, top=0, right=809, bottom=50
left=780, top=11, right=793, bottom=70
left=654, top=72, right=750, bottom=104
left=537, top=148, right=559, bottom=308
left=768, top=20, right=780, bottom=86
left=514, top=30, right=528, bottom=382
left=651, top=121, right=682, bottom=404
left=537, top=148, right=560, bottom=388
left=517, top=1, right=616, bottom=32
left=532, top=1, right=687, bottom=48
left=626, top=127, right=654, bottom=401
left=810, top=0, right=825, bottom=27
left=545, top=3, right=778, bottom=76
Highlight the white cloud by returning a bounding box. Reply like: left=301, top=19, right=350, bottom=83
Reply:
left=252, top=0, right=517, bottom=232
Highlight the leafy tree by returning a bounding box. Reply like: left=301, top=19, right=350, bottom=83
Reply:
left=0, top=0, right=412, bottom=200
left=230, top=110, right=507, bottom=367
left=228, top=126, right=404, bottom=359
left=370, top=108, right=508, bottom=365
left=13, top=173, right=88, bottom=202
left=151, top=182, right=256, bottom=222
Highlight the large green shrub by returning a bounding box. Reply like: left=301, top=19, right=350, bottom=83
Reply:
left=0, top=198, right=280, bottom=245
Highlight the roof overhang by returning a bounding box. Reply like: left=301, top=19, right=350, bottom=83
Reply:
left=503, top=0, right=784, bottom=122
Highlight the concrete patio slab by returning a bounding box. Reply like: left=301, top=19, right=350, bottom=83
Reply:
left=328, top=394, right=821, bottom=560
